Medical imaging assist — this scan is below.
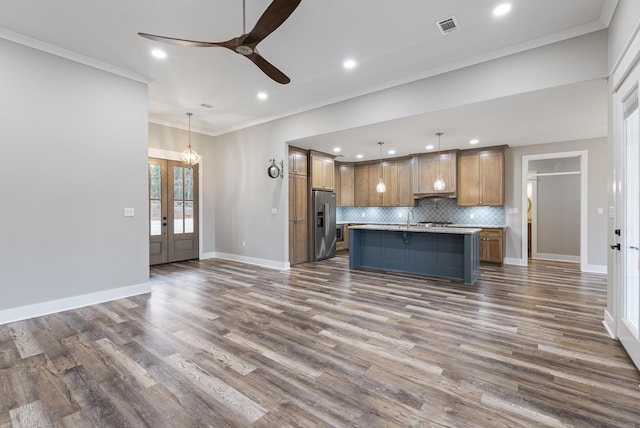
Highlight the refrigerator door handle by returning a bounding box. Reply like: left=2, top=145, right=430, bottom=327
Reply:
left=324, top=202, right=329, bottom=237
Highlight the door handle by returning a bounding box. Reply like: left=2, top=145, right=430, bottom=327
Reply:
left=629, top=246, right=640, bottom=250
left=610, top=243, right=621, bottom=250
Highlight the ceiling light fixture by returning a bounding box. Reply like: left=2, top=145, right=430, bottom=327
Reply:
left=180, top=112, right=201, bottom=167
left=333, top=147, right=341, bottom=152
left=493, top=3, right=512, bottom=16
left=343, top=59, right=357, bottom=69
left=257, top=92, right=268, bottom=100
left=376, top=142, right=386, bottom=193
left=388, top=150, right=396, bottom=155
left=356, top=154, right=364, bottom=159
left=426, top=145, right=434, bottom=150
left=433, top=132, right=446, bottom=191
left=151, top=49, right=167, bottom=59
left=470, top=139, right=479, bottom=145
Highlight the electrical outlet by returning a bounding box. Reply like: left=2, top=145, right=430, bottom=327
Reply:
left=470, top=213, right=475, bottom=219
left=242, top=241, right=246, bottom=247
left=362, top=212, right=366, bottom=217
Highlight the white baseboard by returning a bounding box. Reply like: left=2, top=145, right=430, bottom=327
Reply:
left=0, top=282, right=151, bottom=326
left=214, top=252, right=290, bottom=271
left=603, top=310, right=616, bottom=339
left=200, top=251, right=216, bottom=260
left=504, top=257, right=527, bottom=266
left=533, top=253, right=580, bottom=263
left=583, top=264, right=607, bottom=274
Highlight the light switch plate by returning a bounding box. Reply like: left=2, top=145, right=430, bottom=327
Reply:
left=271, top=208, right=277, bottom=214
left=124, top=208, right=135, bottom=217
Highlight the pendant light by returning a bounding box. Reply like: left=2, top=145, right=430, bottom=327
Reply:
left=180, top=112, right=201, bottom=167
left=433, top=132, right=446, bottom=191
left=376, top=141, right=386, bottom=193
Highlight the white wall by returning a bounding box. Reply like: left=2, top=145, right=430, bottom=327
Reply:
left=210, top=31, right=608, bottom=266
left=608, top=0, right=640, bottom=71
left=504, top=138, right=608, bottom=268
left=0, top=38, right=149, bottom=320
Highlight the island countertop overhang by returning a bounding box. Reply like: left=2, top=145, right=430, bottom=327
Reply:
left=348, top=224, right=481, bottom=234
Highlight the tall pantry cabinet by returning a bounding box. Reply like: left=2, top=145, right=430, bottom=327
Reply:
left=288, top=147, right=308, bottom=265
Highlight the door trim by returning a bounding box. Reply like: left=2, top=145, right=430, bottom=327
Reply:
left=149, top=148, right=204, bottom=259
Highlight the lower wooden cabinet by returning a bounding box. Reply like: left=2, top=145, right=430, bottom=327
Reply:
left=479, top=228, right=504, bottom=264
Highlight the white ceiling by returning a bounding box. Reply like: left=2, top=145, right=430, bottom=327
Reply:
left=0, top=0, right=614, bottom=158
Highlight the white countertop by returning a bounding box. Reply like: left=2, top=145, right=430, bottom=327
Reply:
left=339, top=221, right=506, bottom=229
left=349, top=224, right=481, bottom=234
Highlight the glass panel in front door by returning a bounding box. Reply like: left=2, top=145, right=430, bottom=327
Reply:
left=149, top=164, right=162, bottom=236
left=624, top=89, right=640, bottom=337
left=172, top=166, right=195, bottom=235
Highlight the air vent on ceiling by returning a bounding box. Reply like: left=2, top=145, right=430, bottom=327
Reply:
left=436, top=16, right=459, bottom=35
left=200, top=103, right=213, bottom=109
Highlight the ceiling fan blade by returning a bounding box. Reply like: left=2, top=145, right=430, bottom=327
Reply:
left=138, top=32, right=233, bottom=48
left=242, top=0, right=301, bottom=46
left=246, top=52, right=291, bottom=84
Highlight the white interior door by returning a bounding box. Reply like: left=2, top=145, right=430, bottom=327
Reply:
left=619, top=83, right=640, bottom=368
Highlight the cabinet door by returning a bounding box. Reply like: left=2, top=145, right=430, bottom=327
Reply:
left=334, top=163, right=341, bottom=205
left=322, top=158, right=335, bottom=190
left=354, top=165, right=369, bottom=206
left=480, top=152, right=504, bottom=205
left=479, top=229, right=503, bottom=263
left=368, top=164, right=383, bottom=207
left=292, top=175, right=308, bottom=264
left=311, top=157, right=324, bottom=189
left=457, top=155, right=480, bottom=206
left=382, top=162, right=398, bottom=206
left=397, top=159, right=413, bottom=206
left=339, top=164, right=355, bottom=206
left=416, top=153, right=456, bottom=194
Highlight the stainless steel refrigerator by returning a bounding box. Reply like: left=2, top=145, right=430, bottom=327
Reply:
left=312, top=190, right=337, bottom=261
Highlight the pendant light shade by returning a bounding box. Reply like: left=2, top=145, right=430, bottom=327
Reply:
left=376, top=141, right=386, bottom=193
left=180, top=112, right=201, bottom=167
left=433, top=132, right=446, bottom=191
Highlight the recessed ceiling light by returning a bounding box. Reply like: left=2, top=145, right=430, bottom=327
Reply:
left=257, top=92, right=268, bottom=100
left=151, top=49, right=167, bottom=59
left=493, top=3, right=511, bottom=16
left=426, top=145, right=434, bottom=150
left=470, top=139, right=479, bottom=145
left=333, top=147, right=341, bottom=152
left=343, top=59, right=357, bottom=70
left=356, top=154, right=364, bottom=159
left=388, top=150, right=396, bottom=155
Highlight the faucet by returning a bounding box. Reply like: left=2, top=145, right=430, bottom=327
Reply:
left=406, top=208, right=414, bottom=228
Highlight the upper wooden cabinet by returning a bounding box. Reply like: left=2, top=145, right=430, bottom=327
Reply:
left=288, top=148, right=308, bottom=176
left=354, top=159, right=414, bottom=207
left=354, top=164, right=370, bottom=206
left=335, top=163, right=355, bottom=207
left=383, top=159, right=413, bottom=207
left=457, top=147, right=505, bottom=206
left=310, top=151, right=335, bottom=190
left=412, top=151, right=457, bottom=197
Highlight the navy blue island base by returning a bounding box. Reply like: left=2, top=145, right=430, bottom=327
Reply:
left=349, top=225, right=481, bottom=285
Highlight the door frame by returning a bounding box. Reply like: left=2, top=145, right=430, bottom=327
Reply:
left=521, top=151, right=589, bottom=271
left=149, top=148, right=204, bottom=259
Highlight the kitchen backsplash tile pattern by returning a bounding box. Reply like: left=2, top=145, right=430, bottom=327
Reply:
left=337, top=198, right=505, bottom=225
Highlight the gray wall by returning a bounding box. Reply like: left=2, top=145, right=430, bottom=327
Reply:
left=608, top=0, right=640, bottom=70
left=504, top=138, right=608, bottom=267
left=536, top=174, right=581, bottom=257
left=0, top=38, right=149, bottom=311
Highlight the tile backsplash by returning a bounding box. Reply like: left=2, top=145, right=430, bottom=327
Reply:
left=337, top=198, right=505, bottom=225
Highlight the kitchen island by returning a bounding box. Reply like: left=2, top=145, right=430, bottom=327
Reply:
left=349, top=224, right=481, bottom=285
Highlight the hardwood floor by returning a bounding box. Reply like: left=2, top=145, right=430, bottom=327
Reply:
left=1, top=255, right=639, bottom=427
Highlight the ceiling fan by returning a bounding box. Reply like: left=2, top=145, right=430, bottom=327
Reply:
left=139, top=0, right=301, bottom=84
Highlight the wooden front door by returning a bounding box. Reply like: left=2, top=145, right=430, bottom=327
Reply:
left=149, top=158, right=199, bottom=265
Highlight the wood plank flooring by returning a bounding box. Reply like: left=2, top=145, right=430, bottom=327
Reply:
left=1, top=255, right=639, bottom=427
